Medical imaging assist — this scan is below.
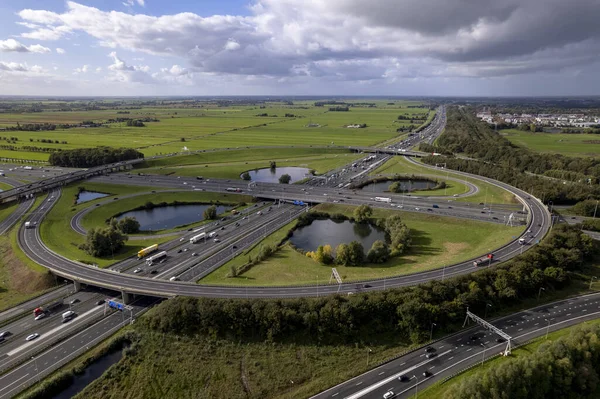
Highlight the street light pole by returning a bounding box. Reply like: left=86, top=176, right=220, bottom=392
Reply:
left=538, top=287, right=545, bottom=301
left=594, top=200, right=599, bottom=219
left=366, top=347, right=372, bottom=366
left=590, top=276, right=597, bottom=289
left=545, top=318, right=551, bottom=339
left=484, top=303, right=492, bottom=319
left=412, top=375, right=419, bottom=399
left=32, top=356, right=40, bottom=383
left=430, top=323, right=436, bottom=341
left=480, top=343, right=486, bottom=366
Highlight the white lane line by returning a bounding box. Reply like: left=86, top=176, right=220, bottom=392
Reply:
left=378, top=372, right=385, bottom=376
left=343, top=350, right=452, bottom=399
left=7, top=306, right=103, bottom=357
left=331, top=393, right=339, bottom=397
left=355, top=382, right=363, bottom=386
left=0, top=373, right=29, bottom=393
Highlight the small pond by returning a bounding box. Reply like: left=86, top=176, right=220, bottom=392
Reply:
left=76, top=191, right=109, bottom=204
left=290, top=219, right=387, bottom=254
left=242, top=167, right=310, bottom=184
left=361, top=179, right=436, bottom=193
left=52, top=349, right=124, bottom=399
left=117, top=204, right=230, bottom=231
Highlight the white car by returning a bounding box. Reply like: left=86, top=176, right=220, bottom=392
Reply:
left=133, top=268, right=143, bottom=273
left=26, top=333, right=39, bottom=341
left=383, top=391, right=394, bottom=399
left=415, top=207, right=421, bottom=211
left=34, top=313, right=46, bottom=321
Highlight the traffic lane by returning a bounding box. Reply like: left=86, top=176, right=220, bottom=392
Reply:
left=121, top=203, right=286, bottom=277
left=0, top=291, right=101, bottom=352
left=0, top=285, right=70, bottom=325
left=0, top=299, right=151, bottom=399
left=163, top=205, right=298, bottom=280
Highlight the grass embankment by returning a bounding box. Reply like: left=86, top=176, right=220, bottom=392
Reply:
left=373, top=156, right=517, bottom=204
left=80, top=191, right=254, bottom=236
left=0, top=196, right=55, bottom=311
left=71, top=331, right=410, bottom=399
left=0, top=181, right=14, bottom=191
left=0, top=201, right=17, bottom=224
left=134, top=147, right=363, bottom=179
left=201, top=204, right=523, bottom=286
left=359, top=176, right=468, bottom=197
left=40, top=183, right=176, bottom=268
left=501, top=128, right=600, bottom=158
left=420, top=318, right=600, bottom=398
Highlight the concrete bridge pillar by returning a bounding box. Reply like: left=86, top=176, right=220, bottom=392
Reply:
left=121, top=291, right=132, bottom=305
left=73, top=281, right=81, bottom=292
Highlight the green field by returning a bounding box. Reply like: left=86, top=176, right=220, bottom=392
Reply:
left=201, top=203, right=523, bottom=286
left=135, top=147, right=363, bottom=179
left=501, top=129, right=600, bottom=158
left=0, top=181, right=14, bottom=191
left=0, top=201, right=17, bottom=223
left=80, top=191, right=253, bottom=235
left=0, top=101, right=430, bottom=162
left=372, top=156, right=518, bottom=204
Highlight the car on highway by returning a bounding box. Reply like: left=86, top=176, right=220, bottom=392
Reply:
left=415, top=207, right=420, bottom=211
left=213, top=238, right=220, bottom=243
left=96, top=300, right=105, bottom=306
left=183, top=248, right=188, bottom=252
left=425, top=346, right=436, bottom=352
left=34, top=313, right=46, bottom=321
left=232, top=245, right=237, bottom=249
left=133, top=268, right=143, bottom=273
left=150, top=270, right=158, bottom=275
left=0, top=331, right=9, bottom=339
left=426, top=353, right=437, bottom=359
left=423, top=370, right=432, bottom=377
left=70, top=298, right=80, bottom=305
left=383, top=391, right=394, bottom=399
left=398, top=375, right=409, bottom=382
left=177, top=249, right=182, bottom=253
left=26, top=333, right=39, bottom=341
left=192, top=252, right=198, bottom=256
left=180, top=237, right=185, bottom=242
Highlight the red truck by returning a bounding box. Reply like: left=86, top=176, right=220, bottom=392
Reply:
left=474, top=253, right=494, bottom=267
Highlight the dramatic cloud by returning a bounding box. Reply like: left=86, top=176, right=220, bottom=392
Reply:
left=107, top=52, right=154, bottom=83
left=0, top=38, right=51, bottom=53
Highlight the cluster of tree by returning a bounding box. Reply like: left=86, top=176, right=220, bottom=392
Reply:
left=126, top=119, right=146, bottom=127
left=315, top=101, right=348, bottom=107
left=269, top=161, right=276, bottom=170
left=284, top=113, right=296, bottom=117
left=517, top=123, right=544, bottom=132
left=203, top=205, right=218, bottom=220
left=446, top=323, right=600, bottom=399
left=561, top=127, right=600, bottom=134
left=140, top=224, right=596, bottom=345
left=0, top=136, right=18, bottom=141
left=241, top=172, right=251, bottom=180
left=353, top=204, right=373, bottom=223
left=109, top=217, right=140, bottom=234
left=48, top=147, right=144, bottom=168
left=329, top=106, right=350, bottom=112
left=397, top=115, right=426, bottom=121
left=0, top=144, right=56, bottom=153
left=378, top=215, right=411, bottom=255
left=116, top=111, right=130, bottom=114
left=106, top=117, right=159, bottom=124
left=420, top=107, right=600, bottom=203
left=4, top=122, right=56, bottom=131
left=388, top=179, right=442, bottom=193
left=543, top=169, right=598, bottom=184
left=29, top=138, right=67, bottom=144
left=79, top=226, right=128, bottom=257
left=572, top=200, right=600, bottom=217
left=396, top=125, right=417, bottom=133
left=279, top=174, right=291, bottom=184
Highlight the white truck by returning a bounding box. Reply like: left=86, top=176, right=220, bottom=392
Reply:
left=25, top=221, right=36, bottom=229
left=190, top=232, right=206, bottom=243
left=62, top=311, right=75, bottom=321
left=146, top=251, right=167, bottom=266
left=374, top=197, right=392, bottom=203
left=208, top=231, right=217, bottom=238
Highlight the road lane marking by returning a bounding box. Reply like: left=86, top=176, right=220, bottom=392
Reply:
left=378, top=372, right=385, bottom=375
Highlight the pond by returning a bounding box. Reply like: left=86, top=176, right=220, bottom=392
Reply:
left=242, top=167, right=310, bottom=184
left=361, top=179, right=436, bottom=193
left=76, top=190, right=109, bottom=204
left=117, top=204, right=230, bottom=231
left=290, top=219, right=387, bottom=254
left=52, top=348, right=124, bottom=399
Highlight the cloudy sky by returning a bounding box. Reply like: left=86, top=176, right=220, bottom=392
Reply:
left=0, top=0, right=599, bottom=96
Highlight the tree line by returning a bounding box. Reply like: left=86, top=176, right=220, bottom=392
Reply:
left=446, top=323, right=600, bottom=399
left=141, top=225, right=596, bottom=345
left=48, top=147, right=144, bottom=168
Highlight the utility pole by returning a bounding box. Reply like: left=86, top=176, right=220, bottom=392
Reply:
left=538, top=287, right=545, bottom=301
left=366, top=347, right=372, bottom=366
left=590, top=276, right=597, bottom=289
left=545, top=318, right=551, bottom=339
left=484, top=303, right=492, bottom=319
left=594, top=200, right=599, bottom=219
left=430, top=323, right=436, bottom=341
left=412, top=375, right=419, bottom=399
left=480, top=343, right=486, bottom=366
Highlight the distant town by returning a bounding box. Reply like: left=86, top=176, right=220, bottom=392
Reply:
left=477, top=110, right=600, bottom=128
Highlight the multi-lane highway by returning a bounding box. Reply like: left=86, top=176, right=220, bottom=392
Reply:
left=312, top=292, right=600, bottom=399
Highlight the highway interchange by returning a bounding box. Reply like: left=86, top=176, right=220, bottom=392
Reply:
left=0, top=105, right=590, bottom=399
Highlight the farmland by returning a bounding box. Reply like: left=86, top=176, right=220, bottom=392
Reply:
left=501, top=128, right=600, bottom=158
left=0, top=100, right=431, bottom=162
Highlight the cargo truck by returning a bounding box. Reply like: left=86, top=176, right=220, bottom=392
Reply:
left=374, top=197, right=392, bottom=203
left=138, top=244, right=159, bottom=259
left=190, top=232, right=206, bottom=243
left=146, top=251, right=167, bottom=266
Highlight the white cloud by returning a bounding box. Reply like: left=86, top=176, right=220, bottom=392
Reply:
left=56, top=47, right=66, bottom=54
left=123, top=0, right=145, bottom=6
left=107, top=52, right=154, bottom=83
left=224, top=39, right=240, bottom=51
left=0, top=39, right=50, bottom=53
left=73, top=64, right=90, bottom=73
left=95, top=67, right=102, bottom=72
left=0, top=61, right=43, bottom=72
